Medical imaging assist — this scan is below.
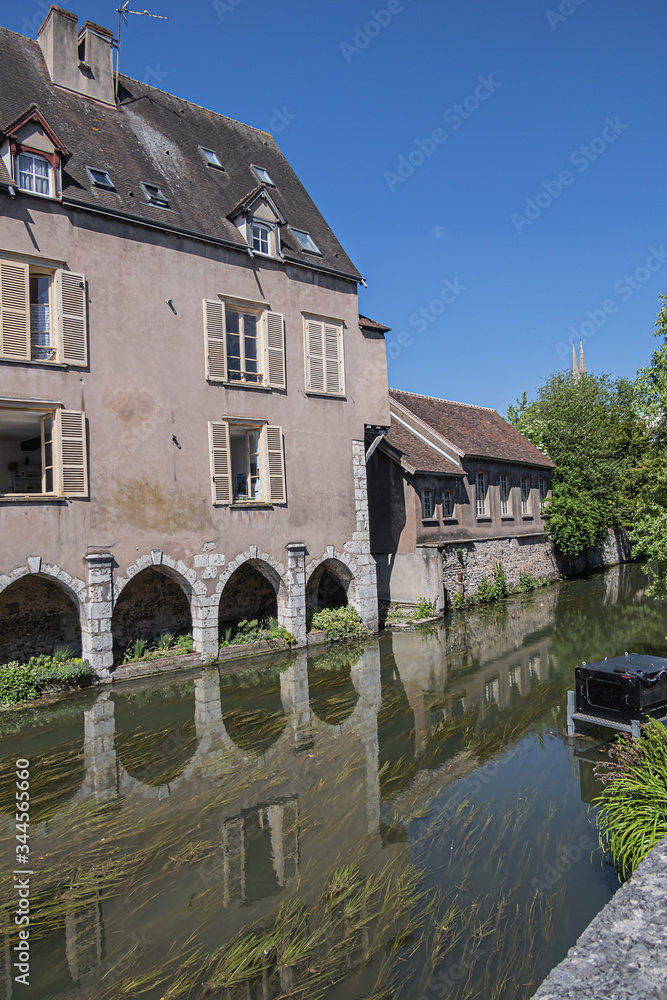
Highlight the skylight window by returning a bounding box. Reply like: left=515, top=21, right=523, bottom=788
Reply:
left=85, top=166, right=115, bottom=190
left=200, top=147, right=223, bottom=169
left=141, top=182, right=170, bottom=208
left=252, top=165, right=274, bottom=186
left=291, top=228, right=321, bottom=254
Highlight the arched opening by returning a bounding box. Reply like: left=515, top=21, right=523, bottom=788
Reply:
left=0, top=574, right=81, bottom=663
left=306, top=559, right=351, bottom=613
left=218, top=561, right=279, bottom=637
left=111, top=567, right=191, bottom=664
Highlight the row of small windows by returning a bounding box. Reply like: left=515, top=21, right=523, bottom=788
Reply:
left=421, top=475, right=548, bottom=521
left=12, top=151, right=320, bottom=257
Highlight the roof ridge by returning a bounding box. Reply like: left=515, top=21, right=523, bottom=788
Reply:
left=389, top=388, right=497, bottom=413
left=118, top=73, right=273, bottom=138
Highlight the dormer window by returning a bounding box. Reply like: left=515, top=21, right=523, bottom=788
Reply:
left=201, top=147, right=223, bottom=169
left=252, top=165, right=274, bottom=186
left=251, top=223, right=271, bottom=255
left=141, top=182, right=169, bottom=208
left=17, top=153, right=51, bottom=196
left=292, top=228, right=321, bottom=254
left=85, top=166, right=115, bottom=190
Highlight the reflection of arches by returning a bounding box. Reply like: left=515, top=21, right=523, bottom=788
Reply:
left=306, top=558, right=353, bottom=612
left=218, top=561, right=279, bottom=629
left=0, top=572, right=82, bottom=661
left=112, top=684, right=197, bottom=787
left=0, top=723, right=86, bottom=824
left=308, top=650, right=359, bottom=726
left=220, top=669, right=287, bottom=756
left=111, top=566, right=192, bottom=661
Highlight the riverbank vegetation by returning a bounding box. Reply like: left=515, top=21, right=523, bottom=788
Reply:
left=508, top=297, right=667, bottom=573
left=594, top=719, right=667, bottom=877
left=0, top=650, right=93, bottom=706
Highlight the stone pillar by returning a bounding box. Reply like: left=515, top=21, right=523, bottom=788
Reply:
left=191, top=595, right=219, bottom=658
left=345, top=440, right=379, bottom=631
left=283, top=542, right=307, bottom=642
left=81, top=553, right=114, bottom=677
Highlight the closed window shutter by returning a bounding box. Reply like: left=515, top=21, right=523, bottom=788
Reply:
left=305, top=319, right=325, bottom=393
left=265, top=311, right=285, bottom=389
left=265, top=425, right=286, bottom=503
left=204, top=299, right=227, bottom=381
left=209, top=421, right=232, bottom=504
left=324, top=323, right=342, bottom=394
left=57, top=271, right=88, bottom=366
left=56, top=409, right=88, bottom=497
left=0, top=260, right=29, bottom=360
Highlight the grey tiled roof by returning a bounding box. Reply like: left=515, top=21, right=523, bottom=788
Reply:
left=0, top=26, right=361, bottom=282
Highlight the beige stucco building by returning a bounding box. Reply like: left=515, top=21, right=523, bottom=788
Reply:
left=0, top=6, right=389, bottom=673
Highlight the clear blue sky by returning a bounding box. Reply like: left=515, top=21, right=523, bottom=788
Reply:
left=4, top=0, right=667, bottom=415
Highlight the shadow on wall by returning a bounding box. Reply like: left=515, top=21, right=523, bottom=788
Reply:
left=0, top=574, right=81, bottom=662
left=218, top=562, right=279, bottom=631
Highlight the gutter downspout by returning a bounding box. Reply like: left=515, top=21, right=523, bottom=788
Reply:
left=365, top=430, right=386, bottom=464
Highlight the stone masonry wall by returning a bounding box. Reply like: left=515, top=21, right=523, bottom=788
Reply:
left=0, top=574, right=82, bottom=661
left=442, top=528, right=631, bottom=606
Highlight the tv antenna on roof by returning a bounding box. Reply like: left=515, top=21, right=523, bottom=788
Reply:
left=114, top=3, right=169, bottom=104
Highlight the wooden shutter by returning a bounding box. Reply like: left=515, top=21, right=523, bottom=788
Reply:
left=57, top=271, right=88, bottom=366
left=0, top=260, right=29, bottom=360
left=55, top=409, right=88, bottom=498
left=264, top=425, right=286, bottom=503
left=265, top=311, right=285, bottom=389
left=204, top=299, right=227, bottom=381
left=324, top=323, right=343, bottom=395
left=305, top=319, right=325, bottom=393
left=209, top=421, right=232, bottom=504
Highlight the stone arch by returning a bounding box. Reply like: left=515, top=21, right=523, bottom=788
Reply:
left=306, top=556, right=354, bottom=612
left=111, top=564, right=193, bottom=662
left=215, top=551, right=289, bottom=628
left=0, top=565, right=84, bottom=661
left=218, top=561, right=280, bottom=631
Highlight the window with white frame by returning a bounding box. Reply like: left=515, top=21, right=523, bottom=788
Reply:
left=208, top=420, right=286, bottom=505
left=0, top=405, right=87, bottom=498
left=500, top=474, right=511, bottom=516
left=17, top=152, right=51, bottom=196
left=251, top=223, right=271, bottom=255
left=203, top=298, right=285, bottom=389
left=538, top=477, right=547, bottom=502
left=442, top=489, right=453, bottom=518
left=303, top=316, right=344, bottom=396
left=521, top=476, right=531, bottom=515
left=0, top=258, right=87, bottom=366
left=421, top=489, right=435, bottom=519
left=475, top=471, right=488, bottom=517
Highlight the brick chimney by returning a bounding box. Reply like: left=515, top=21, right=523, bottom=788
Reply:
left=38, top=6, right=115, bottom=106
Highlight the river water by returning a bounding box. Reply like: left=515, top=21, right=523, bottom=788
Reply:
left=1, top=562, right=664, bottom=1000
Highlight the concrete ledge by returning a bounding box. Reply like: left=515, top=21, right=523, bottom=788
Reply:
left=531, top=835, right=667, bottom=1000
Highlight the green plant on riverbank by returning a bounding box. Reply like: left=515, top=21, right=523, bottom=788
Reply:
left=594, top=719, right=667, bottom=877
left=0, top=655, right=94, bottom=706
left=219, top=618, right=295, bottom=648
left=414, top=595, right=437, bottom=619
left=120, top=632, right=194, bottom=665
left=309, top=605, right=368, bottom=641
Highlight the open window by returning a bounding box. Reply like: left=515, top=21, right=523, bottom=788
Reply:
left=203, top=298, right=285, bottom=389
left=0, top=405, right=87, bottom=498
left=208, top=421, right=285, bottom=506
left=0, top=258, right=87, bottom=366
